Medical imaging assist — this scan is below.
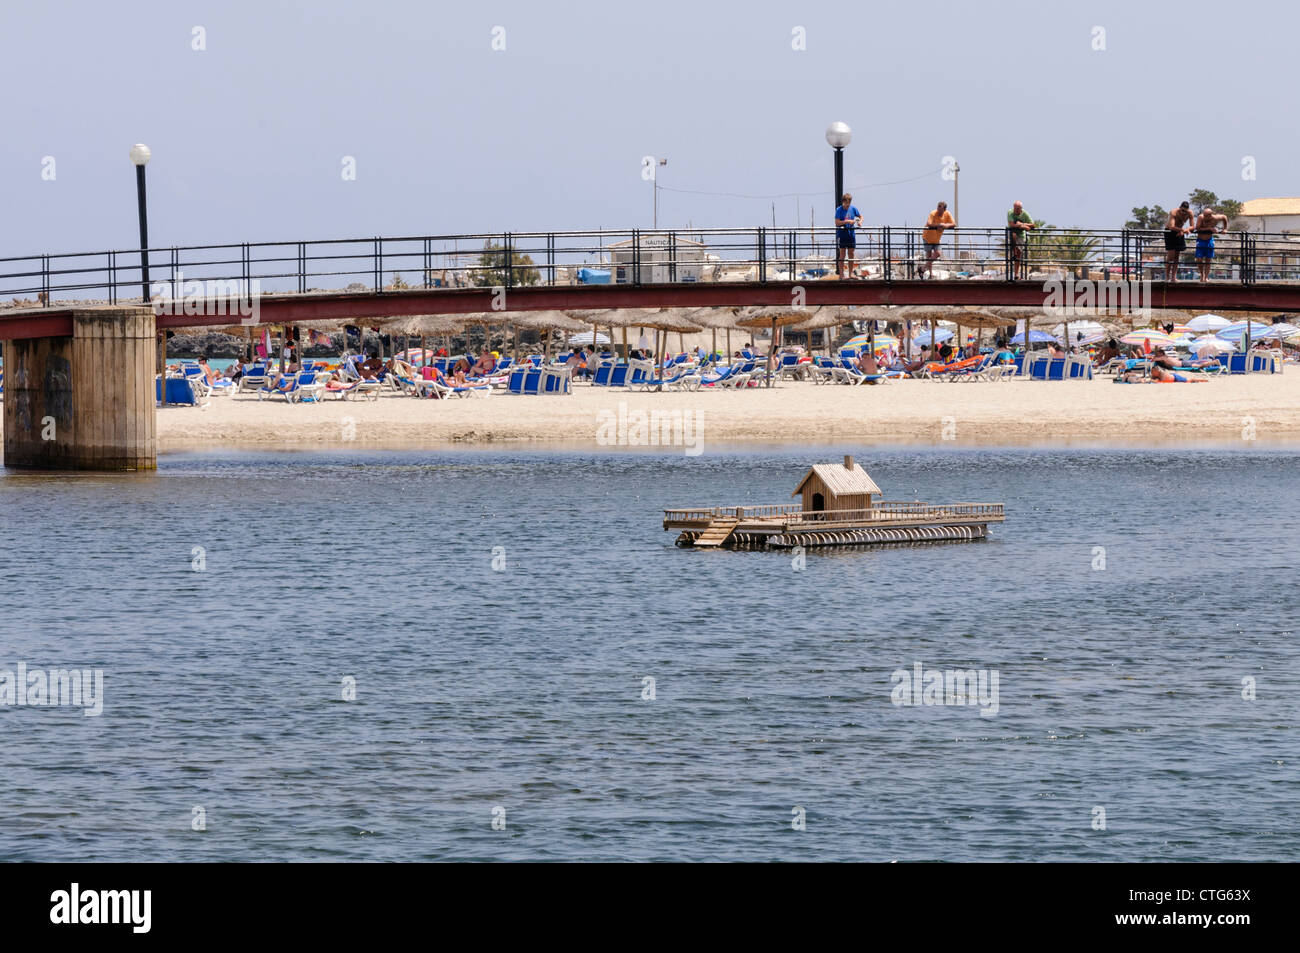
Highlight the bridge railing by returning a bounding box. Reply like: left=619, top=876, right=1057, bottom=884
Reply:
left=1, top=226, right=1295, bottom=308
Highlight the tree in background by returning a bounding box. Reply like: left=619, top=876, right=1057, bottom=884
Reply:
left=1125, top=206, right=1168, bottom=230
left=473, top=241, right=540, bottom=287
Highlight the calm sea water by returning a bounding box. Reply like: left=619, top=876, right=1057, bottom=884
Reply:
left=0, top=446, right=1296, bottom=862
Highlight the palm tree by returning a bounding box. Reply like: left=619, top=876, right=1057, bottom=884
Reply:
left=1048, top=230, right=1101, bottom=279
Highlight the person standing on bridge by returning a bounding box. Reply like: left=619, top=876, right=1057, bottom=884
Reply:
left=921, top=201, right=955, bottom=278
left=1163, top=201, right=1194, bottom=282
left=1006, top=201, right=1036, bottom=279
left=1193, top=206, right=1229, bottom=283
left=835, top=193, right=862, bottom=279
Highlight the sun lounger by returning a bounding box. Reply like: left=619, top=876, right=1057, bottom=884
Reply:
left=256, top=375, right=299, bottom=402
left=776, top=354, right=806, bottom=380
left=807, top=356, right=837, bottom=384
left=155, top=376, right=207, bottom=407
left=541, top=366, right=572, bottom=394
left=342, top=379, right=382, bottom=401
left=701, top=364, right=739, bottom=387
left=715, top=359, right=757, bottom=388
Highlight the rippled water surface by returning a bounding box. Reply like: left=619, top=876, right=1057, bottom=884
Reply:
left=1, top=447, right=1296, bottom=861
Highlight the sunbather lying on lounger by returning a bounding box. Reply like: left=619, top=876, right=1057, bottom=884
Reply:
left=1119, top=365, right=1207, bottom=382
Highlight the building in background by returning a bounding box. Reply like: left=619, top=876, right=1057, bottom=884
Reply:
left=1237, top=197, right=1300, bottom=234
left=608, top=235, right=704, bottom=283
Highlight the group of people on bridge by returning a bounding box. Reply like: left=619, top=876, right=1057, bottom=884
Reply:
left=832, top=195, right=1234, bottom=284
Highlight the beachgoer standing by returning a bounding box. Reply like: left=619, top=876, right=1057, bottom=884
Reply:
left=1164, top=201, right=1194, bottom=282
left=922, top=201, right=955, bottom=278
left=1194, top=206, right=1229, bottom=283
left=1006, top=201, right=1036, bottom=280
left=835, top=193, right=862, bottom=279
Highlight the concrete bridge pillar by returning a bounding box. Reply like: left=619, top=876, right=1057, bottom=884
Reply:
left=3, top=306, right=156, bottom=470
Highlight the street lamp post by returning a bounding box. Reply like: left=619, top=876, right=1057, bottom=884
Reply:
left=952, top=160, right=960, bottom=262
left=130, top=143, right=159, bottom=405
left=825, top=122, right=851, bottom=210
left=653, top=157, right=667, bottom=228
left=129, top=143, right=151, bottom=303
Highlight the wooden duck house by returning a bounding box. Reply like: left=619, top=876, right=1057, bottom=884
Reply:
left=663, top=456, right=1005, bottom=549
left=791, top=455, right=881, bottom=515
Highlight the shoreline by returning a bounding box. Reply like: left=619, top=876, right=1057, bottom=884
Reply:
left=147, top=375, right=1300, bottom=452
left=157, top=434, right=1300, bottom=454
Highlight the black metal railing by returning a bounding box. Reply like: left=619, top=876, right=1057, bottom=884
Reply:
left=1, top=225, right=1295, bottom=308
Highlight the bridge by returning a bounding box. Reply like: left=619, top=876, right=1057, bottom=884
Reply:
left=3, top=226, right=1298, bottom=471
left=3, top=225, right=1300, bottom=337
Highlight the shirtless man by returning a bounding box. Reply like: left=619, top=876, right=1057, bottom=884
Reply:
left=1193, top=206, right=1230, bottom=283
left=1163, top=201, right=1194, bottom=282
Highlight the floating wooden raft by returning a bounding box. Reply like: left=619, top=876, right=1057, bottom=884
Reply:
left=663, top=456, right=1005, bottom=551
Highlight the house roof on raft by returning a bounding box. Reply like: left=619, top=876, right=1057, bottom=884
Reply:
left=791, top=457, right=882, bottom=498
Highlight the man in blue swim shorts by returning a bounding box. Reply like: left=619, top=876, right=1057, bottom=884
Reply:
left=1193, top=206, right=1229, bottom=283
left=835, top=193, right=862, bottom=279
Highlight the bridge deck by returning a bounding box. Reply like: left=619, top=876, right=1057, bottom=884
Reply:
left=3, top=281, right=1298, bottom=340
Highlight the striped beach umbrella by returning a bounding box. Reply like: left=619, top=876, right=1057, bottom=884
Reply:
left=1119, top=328, right=1176, bottom=348
left=842, top=332, right=899, bottom=352
left=1216, top=320, right=1281, bottom=342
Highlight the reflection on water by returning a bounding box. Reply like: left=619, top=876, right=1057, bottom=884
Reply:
left=0, top=446, right=1296, bottom=861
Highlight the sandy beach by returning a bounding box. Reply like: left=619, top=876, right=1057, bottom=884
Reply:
left=155, top=373, right=1300, bottom=451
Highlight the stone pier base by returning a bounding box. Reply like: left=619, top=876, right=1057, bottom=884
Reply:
left=3, top=307, right=156, bottom=470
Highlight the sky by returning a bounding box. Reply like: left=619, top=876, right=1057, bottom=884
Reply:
left=1, top=0, right=1295, bottom=258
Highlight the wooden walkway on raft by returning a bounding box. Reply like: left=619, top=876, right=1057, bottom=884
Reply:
left=663, top=501, right=1005, bottom=549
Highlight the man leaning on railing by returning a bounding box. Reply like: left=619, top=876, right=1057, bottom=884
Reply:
left=1006, top=200, right=1036, bottom=280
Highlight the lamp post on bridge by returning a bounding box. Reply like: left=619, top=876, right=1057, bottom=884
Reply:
left=129, top=143, right=161, bottom=405
left=653, top=157, right=667, bottom=228
left=825, top=122, right=851, bottom=211
left=129, top=144, right=151, bottom=304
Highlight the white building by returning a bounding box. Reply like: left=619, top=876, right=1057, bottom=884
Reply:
left=1237, top=197, right=1300, bottom=235
left=607, top=236, right=704, bottom=283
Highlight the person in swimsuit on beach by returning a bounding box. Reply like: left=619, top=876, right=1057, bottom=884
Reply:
left=856, top=348, right=880, bottom=378
left=1194, top=207, right=1229, bottom=283
left=197, top=357, right=221, bottom=385
left=1151, top=364, right=1206, bottom=382
left=1164, top=201, right=1194, bottom=282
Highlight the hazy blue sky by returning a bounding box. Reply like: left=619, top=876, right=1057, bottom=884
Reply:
left=1, top=0, right=1293, bottom=257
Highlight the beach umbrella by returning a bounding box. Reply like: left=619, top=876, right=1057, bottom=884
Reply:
left=1009, top=328, right=1059, bottom=345
left=842, top=332, right=900, bottom=352
left=1051, top=320, right=1105, bottom=339
left=898, top=305, right=1011, bottom=358
left=1187, top=313, right=1230, bottom=333
left=734, top=306, right=814, bottom=387
left=910, top=327, right=955, bottom=347
left=1191, top=336, right=1235, bottom=356
left=1216, top=319, right=1279, bottom=344
left=396, top=347, right=440, bottom=364
left=1263, top=323, right=1300, bottom=341
left=1119, top=328, right=1176, bottom=348
left=568, top=330, right=610, bottom=347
